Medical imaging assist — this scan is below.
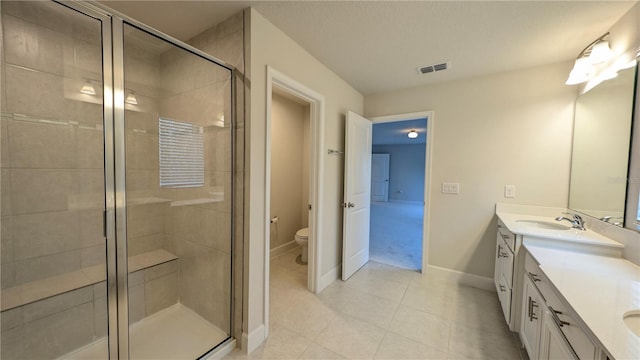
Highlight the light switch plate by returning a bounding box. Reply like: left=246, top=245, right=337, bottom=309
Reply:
left=505, top=184, right=516, bottom=198
left=442, top=182, right=460, bottom=194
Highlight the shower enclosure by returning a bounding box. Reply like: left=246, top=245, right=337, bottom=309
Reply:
left=1, top=1, right=235, bottom=358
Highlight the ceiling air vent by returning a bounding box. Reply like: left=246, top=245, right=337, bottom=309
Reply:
left=417, top=61, right=450, bottom=75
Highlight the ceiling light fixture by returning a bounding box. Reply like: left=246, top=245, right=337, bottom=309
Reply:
left=408, top=130, right=418, bottom=139
left=125, top=90, right=138, bottom=105
left=80, top=79, right=96, bottom=95
left=566, top=33, right=614, bottom=85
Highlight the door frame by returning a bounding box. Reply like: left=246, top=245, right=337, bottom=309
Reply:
left=264, top=66, right=326, bottom=336
left=369, top=111, right=434, bottom=272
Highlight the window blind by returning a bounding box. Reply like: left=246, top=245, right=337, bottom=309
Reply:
left=159, top=117, right=204, bottom=188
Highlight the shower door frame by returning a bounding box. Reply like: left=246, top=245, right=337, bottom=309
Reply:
left=55, top=1, right=238, bottom=358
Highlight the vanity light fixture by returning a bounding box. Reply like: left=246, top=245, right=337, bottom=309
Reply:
left=125, top=90, right=138, bottom=105
left=566, top=32, right=614, bottom=85
left=80, top=79, right=96, bottom=95
left=407, top=129, right=418, bottom=139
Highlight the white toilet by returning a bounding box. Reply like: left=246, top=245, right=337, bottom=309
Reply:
left=295, top=227, right=309, bottom=263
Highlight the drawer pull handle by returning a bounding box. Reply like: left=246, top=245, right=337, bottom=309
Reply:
left=501, top=234, right=510, bottom=240
left=528, top=272, right=541, bottom=282
left=497, top=244, right=503, bottom=258
left=549, top=306, right=570, bottom=327
left=527, top=297, right=539, bottom=321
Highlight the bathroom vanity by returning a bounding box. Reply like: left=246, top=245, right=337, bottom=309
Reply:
left=495, top=204, right=639, bottom=360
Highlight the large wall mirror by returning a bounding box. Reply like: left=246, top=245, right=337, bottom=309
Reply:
left=568, top=63, right=638, bottom=229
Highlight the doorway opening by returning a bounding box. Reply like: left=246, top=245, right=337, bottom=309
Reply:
left=369, top=112, right=432, bottom=272
left=264, top=67, right=325, bottom=338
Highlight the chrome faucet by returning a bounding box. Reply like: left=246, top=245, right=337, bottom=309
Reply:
left=555, top=212, right=586, bottom=230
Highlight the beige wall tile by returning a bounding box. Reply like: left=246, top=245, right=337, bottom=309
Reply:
left=13, top=211, right=80, bottom=260
left=1, top=325, right=24, bottom=359
left=11, top=169, right=77, bottom=214
left=1, top=307, right=23, bottom=331
left=77, top=127, right=104, bottom=169
left=23, top=302, right=94, bottom=359
left=72, top=38, right=102, bottom=75
left=81, top=244, right=104, bottom=268
left=128, top=270, right=144, bottom=288
left=144, top=272, right=178, bottom=316
left=5, top=65, right=73, bottom=120
left=8, top=120, right=76, bottom=169
left=128, top=234, right=163, bottom=257
left=1, top=217, right=13, bottom=264
left=14, top=249, right=81, bottom=284
left=1, top=263, right=15, bottom=289
left=93, top=281, right=106, bottom=299
left=127, top=202, right=164, bottom=238
left=128, top=283, right=145, bottom=324
left=1, top=1, right=74, bottom=36
left=1, top=169, right=12, bottom=215
left=1, top=117, right=10, bottom=168
left=74, top=101, right=103, bottom=127
left=22, top=286, right=92, bottom=323
left=144, top=259, right=177, bottom=282
left=2, top=14, right=66, bottom=75
left=93, top=296, right=108, bottom=338
left=80, top=209, right=104, bottom=248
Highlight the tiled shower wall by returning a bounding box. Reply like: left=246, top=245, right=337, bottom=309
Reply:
left=1, top=0, right=246, bottom=357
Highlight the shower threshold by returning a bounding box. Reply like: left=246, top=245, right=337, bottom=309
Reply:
left=60, top=303, right=229, bottom=359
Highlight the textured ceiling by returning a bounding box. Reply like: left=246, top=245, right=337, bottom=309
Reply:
left=100, top=1, right=637, bottom=95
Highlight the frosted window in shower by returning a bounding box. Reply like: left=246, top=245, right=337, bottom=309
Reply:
left=159, top=117, right=205, bottom=187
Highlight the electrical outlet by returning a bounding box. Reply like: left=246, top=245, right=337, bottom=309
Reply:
left=505, top=185, right=516, bottom=198
left=442, top=182, right=460, bottom=194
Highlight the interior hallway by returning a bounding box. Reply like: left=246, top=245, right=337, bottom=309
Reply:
left=226, top=248, right=526, bottom=359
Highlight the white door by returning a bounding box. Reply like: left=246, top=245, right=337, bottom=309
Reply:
left=342, top=111, right=373, bottom=280
left=371, top=154, right=389, bottom=202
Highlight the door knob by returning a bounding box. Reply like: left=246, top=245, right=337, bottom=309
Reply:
left=347, top=202, right=355, bottom=208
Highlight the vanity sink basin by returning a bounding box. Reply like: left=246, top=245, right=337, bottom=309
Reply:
left=515, top=220, right=571, bottom=231
left=623, top=311, right=640, bottom=336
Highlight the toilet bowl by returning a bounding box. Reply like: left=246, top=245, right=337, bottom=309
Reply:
left=295, top=227, right=309, bottom=263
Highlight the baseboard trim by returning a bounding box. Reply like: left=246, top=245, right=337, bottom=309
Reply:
left=425, top=265, right=495, bottom=292
left=241, top=324, right=265, bottom=354
left=270, top=240, right=299, bottom=258
left=317, top=265, right=340, bottom=293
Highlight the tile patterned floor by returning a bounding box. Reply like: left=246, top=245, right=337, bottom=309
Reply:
left=226, top=248, right=527, bottom=360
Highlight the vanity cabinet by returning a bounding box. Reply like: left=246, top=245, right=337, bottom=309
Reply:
left=522, top=250, right=599, bottom=360
left=494, top=220, right=519, bottom=328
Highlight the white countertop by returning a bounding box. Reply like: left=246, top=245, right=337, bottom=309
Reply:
left=497, top=211, right=624, bottom=249
left=525, top=244, right=640, bottom=360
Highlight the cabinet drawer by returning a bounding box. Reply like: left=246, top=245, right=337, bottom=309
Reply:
left=497, top=221, right=516, bottom=251
left=544, top=290, right=596, bottom=360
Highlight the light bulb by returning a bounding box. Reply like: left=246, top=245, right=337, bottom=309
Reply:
left=589, top=40, right=613, bottom=64
left=408, top=130, right=418, bottom=139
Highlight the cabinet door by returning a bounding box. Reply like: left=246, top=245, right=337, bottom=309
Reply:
left=494, top=232, right=503, bottom=292
left=498, top=274, right=512, bottom=323
left=521, top=276, right=543, bottom=360
left=540, top=309, right=577, bottom=360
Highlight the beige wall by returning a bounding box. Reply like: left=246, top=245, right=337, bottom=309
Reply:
left=365, top=62, right=577, bottom=278
left=247, top=8, right=364, bottom=340
left=270, top=93, right=309, bottom=249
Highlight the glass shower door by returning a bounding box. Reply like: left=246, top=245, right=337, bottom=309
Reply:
left=1, top=1, right=112, bottom=359
left=118, top=22, right=233, bottom=359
